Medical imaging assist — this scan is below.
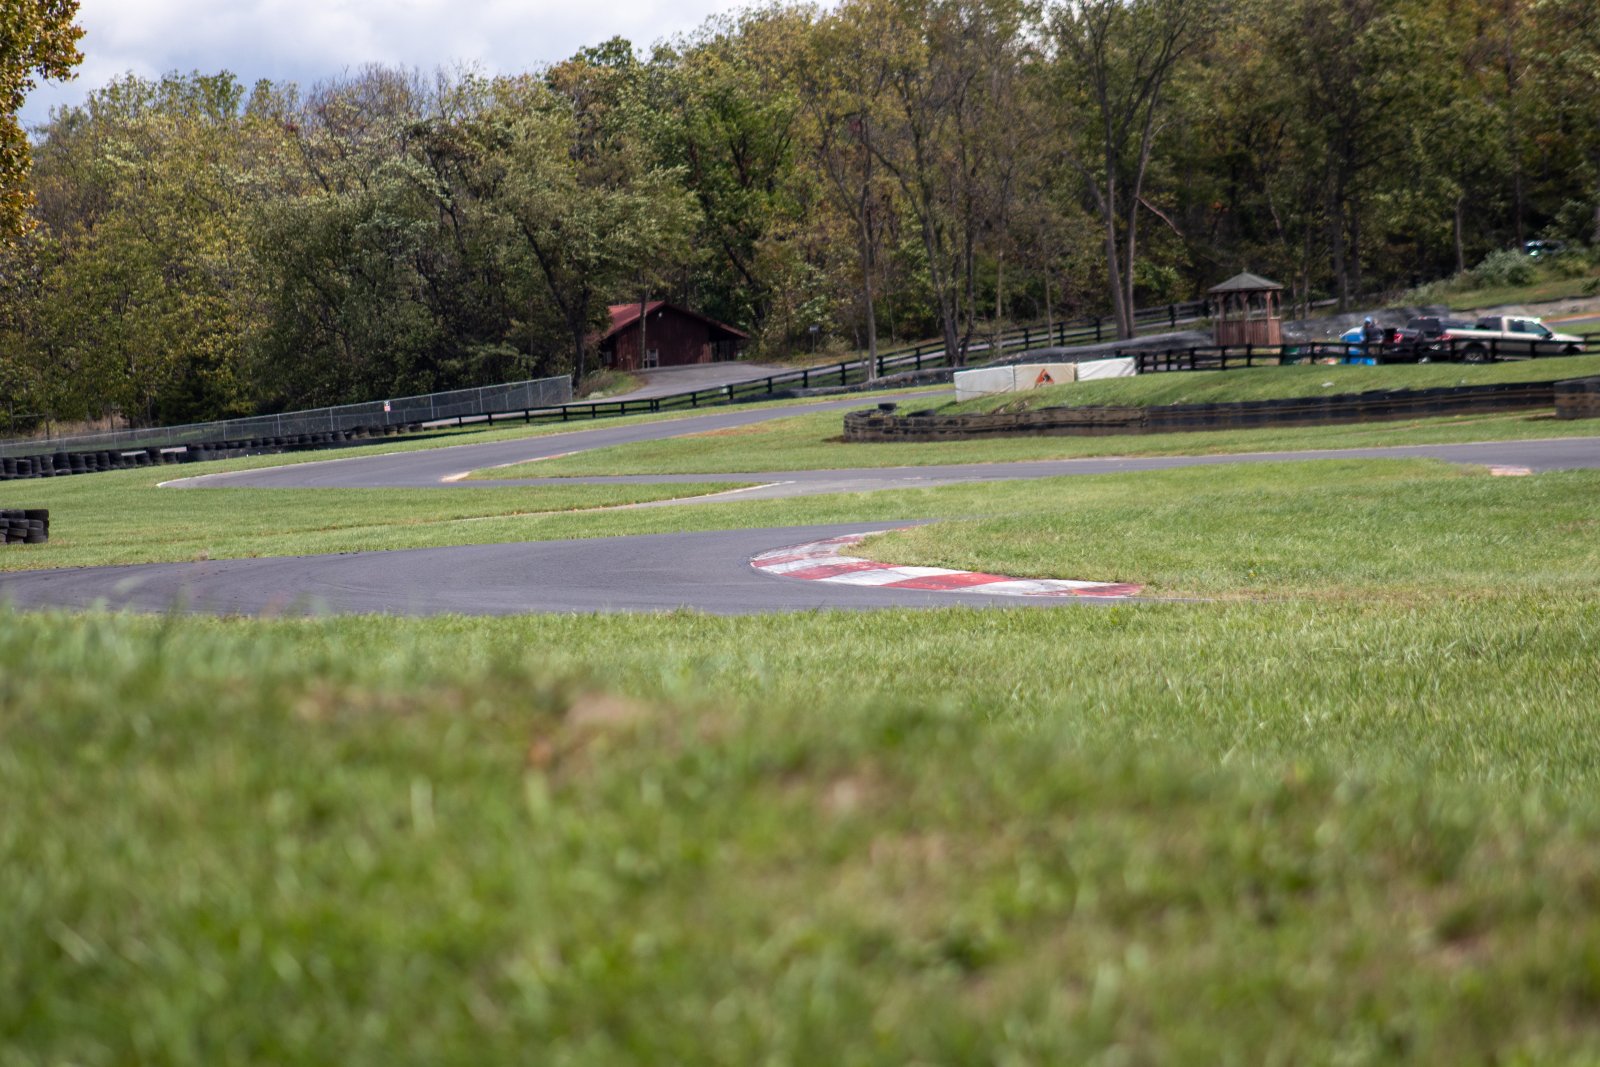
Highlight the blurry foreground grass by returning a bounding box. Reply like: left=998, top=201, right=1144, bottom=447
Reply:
left=6, top=597, right=1600, bottom=1063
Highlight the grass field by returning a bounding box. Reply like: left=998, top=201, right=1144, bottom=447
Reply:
left=1398, top=256, right=1600, bottom=311
left=1442, top=273, right=1600, bottom=311
left=487, top=404, right=1600, bottom=478
left=941, top=354, right=1600, bottom=414
left=7, top=385, right=1600, bottom=1061
left=854, top=459, right=1600, bottom=600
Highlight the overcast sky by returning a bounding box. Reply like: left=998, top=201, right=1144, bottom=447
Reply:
left=19, top=0, right=745, bottom=128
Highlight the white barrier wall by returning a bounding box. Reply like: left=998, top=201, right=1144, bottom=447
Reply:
left=953, top=363, right=1079, bottom=402
left=953, top=367, right=1015, bottom=402
left=1075, top=357, right=1137, bottom=381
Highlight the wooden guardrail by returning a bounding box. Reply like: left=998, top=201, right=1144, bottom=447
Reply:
left=1132, top=338, right=1593, bottom=374
left=0, top=301, right=1214, bottom=475
left=468, top=330, right=1591, bottom=431
left=451, top=302, right=1212, bottom=429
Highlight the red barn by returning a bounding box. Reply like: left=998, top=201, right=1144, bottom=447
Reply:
left=597, top=301, right=748, bottom=371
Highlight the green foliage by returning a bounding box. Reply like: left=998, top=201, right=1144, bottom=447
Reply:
left=0, top=0, right=82, bottom=242
left=1472, top=247, right=1538, bottom=288
left=653, top=9, right=813, bottom=345
left=478, top=68, right=699, bottom=383
left=247, top=70, right=539, bottom=408
left=10, top=73, right=270, bottom=423
left=5, top=0, right=1600, bottom=427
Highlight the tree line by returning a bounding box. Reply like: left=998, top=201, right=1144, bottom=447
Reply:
left=2, top=0, right=1597, bottom=430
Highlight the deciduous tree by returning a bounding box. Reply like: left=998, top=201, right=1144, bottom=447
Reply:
left=1048, top=0, right=1213, bottom=338
left=0, top=0, right=81, bottom=243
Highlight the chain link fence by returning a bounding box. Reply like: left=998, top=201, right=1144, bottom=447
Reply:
left=0, top=376, right=572, bottom=459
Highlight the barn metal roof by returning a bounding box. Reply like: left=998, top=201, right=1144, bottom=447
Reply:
left=602, top=301, right=749, bottom=341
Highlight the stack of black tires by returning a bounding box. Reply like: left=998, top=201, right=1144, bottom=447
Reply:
left=1, top=509, right=49, bottom=545
left=0, top=422, right=428, bottom=482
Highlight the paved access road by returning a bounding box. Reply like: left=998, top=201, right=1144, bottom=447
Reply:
left=602, top=361, right=792, bottom=401
left=7, top=389, right=1600, bottom=615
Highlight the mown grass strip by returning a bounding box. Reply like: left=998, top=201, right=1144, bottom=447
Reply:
left=855, top=460, right=1600, bottom=601
left=0, top=472, right=752, bottom=572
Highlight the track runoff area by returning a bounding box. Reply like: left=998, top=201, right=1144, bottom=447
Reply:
left=3, top=389, right=1600, bottom=616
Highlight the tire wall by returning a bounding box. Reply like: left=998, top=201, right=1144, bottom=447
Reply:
left=1555, top=377, right=1600, bottom=421
left=1, top=508, right=48, bottom=545
left=0, top=424, right=427, bottom=482
left=845, top=381, right=1570, bottom=442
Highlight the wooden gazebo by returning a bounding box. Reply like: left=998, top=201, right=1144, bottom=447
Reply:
left=1208, top=272, right=1283, bottom=346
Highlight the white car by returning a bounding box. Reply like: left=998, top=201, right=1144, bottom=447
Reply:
left=1439, top=316, right=1585, bottom=361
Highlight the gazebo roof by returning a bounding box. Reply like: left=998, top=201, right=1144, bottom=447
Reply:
left=1208, top=271, right=1283, bottom=294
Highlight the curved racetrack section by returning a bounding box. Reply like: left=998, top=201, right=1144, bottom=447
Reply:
left=4, top=391, right=1599, bottom=615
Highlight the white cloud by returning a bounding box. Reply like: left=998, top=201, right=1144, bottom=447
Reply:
left=19, top=0, right=742, bottom=126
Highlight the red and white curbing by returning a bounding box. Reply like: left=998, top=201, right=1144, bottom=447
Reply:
left=751, top=531, right=1143, bottom=598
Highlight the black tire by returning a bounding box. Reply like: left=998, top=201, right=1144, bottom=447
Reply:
left=1462, top=344, right=1491, bottom=364
left=1565, top=344, right=1583, bottom=356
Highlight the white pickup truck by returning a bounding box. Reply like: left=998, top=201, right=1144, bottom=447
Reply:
left=1439, top=315, right=1585, bottom=361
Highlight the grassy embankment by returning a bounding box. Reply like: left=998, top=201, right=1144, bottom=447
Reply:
left=937, top=354, right=1600, bottom=416
left=1393, top=249, right=1600, bottom=311
left=6, top=453, right=1600, bottom=1061
left=1447, top=274, right=1600, bottom=310
left=574, top=368, right=642, bottom=398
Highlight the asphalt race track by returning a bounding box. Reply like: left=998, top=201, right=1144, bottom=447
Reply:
left=0, top=522, right=1096, bottom=616
left=5, top=391, right=1600, bottom=615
